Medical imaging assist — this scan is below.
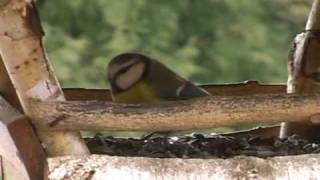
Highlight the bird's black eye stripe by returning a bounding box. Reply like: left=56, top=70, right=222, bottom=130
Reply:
left=118, top=65, right=130, bottom=74
left=115, top=62, right=139, bottom=77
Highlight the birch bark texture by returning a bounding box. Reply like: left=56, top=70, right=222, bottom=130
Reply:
left=280, top=0, right=320, bottom=139
left=0, top=96, right=46, bottom=180
left=0, top=0, right=89, bottom=156
left=47, top=154, right=320, bottom=180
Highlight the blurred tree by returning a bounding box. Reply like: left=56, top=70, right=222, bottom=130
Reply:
left=38, top=0, right=311, bottom=87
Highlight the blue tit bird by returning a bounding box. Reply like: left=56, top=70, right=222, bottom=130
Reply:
left=107, top=53, right=210, bottom=138
left=107, top=53, right=210, bottom=103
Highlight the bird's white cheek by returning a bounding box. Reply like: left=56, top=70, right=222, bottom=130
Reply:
left=116, top=62, right=145, bottom=90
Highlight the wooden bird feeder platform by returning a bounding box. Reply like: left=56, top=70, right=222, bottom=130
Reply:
left=1, top=0, right=320, bottom=179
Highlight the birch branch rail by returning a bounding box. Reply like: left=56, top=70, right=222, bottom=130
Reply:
left=47, top=154, right=320, bottom=180
left=30, top=93, right=320, bottom=131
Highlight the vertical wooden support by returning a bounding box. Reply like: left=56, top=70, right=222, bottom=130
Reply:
left=280, top=0, right=320, bottom=140
left=0, top=0, right=89, bottom=156
left=0, top=96, right=46, bottom=180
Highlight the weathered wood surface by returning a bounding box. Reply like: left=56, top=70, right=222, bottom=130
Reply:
left=0, top=96, right=46, bottom=180
left=63, top=82, right=286, bottom=101
left=47, top=154, right=320, bottom=180
left=280, top=0, right=320, bottom=140
left=0, top=0, right=89, bottom=156
left=29, top=93, right=319, bottom=131
left=63, top=87, right=282, bottom=137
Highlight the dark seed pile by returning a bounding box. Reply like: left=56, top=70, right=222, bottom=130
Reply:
left=85, top=133, right=320, bottom=158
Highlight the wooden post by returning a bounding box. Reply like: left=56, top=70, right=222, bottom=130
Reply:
left=0, top=96, right=46, bottom=180
left=0, top=37, right=45, bottom=180
left=280, top=0, right=320, bottom=140
left=0, top=0, right=89, bottom=156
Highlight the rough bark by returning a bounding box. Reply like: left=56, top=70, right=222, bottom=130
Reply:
left=280, top=0, right=320, bottom=140
left=0, top=0, right=89, bottom=156
left=0, top=96, right=46, bottom=180
left=62, top=87, right=281, bottom=138
left=47, top=154, right=320, bottom=180
left=28, top=94, right=320, bottom=131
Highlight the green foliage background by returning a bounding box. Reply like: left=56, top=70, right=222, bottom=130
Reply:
left=37, top=0, right=311, bottom=88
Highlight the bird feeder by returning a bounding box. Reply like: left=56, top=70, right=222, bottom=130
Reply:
left=0, top=0, right=320, bottom=179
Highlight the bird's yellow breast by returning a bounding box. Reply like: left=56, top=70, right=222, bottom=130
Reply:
left=112, top=82, right=163, bottom=103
